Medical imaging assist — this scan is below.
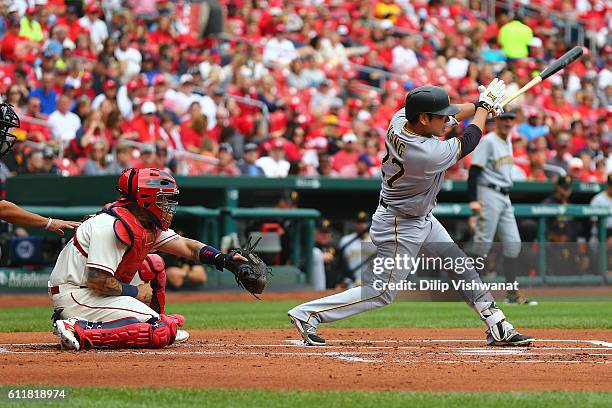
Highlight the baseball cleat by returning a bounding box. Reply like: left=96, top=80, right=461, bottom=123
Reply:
left=55, top=318, right=81, bottom=351
left=504, top=291, right=538, bottom=306
left=486, top=327, right=534, bottom=346
left=175, top=329, right=189, bottom=343
left=288, top=315, right=325, bottom=346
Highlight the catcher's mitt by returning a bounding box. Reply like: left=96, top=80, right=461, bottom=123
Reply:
left=218, top=237, right=271, bottom=298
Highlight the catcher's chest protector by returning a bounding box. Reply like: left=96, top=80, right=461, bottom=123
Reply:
left=102, top=202, right=161, bottom=284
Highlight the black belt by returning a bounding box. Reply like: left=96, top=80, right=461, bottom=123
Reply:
left=485, top=184, right=510, bottom=195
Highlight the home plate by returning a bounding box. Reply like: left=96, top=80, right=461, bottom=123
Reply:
left=457, top=348, right=527, bottom=355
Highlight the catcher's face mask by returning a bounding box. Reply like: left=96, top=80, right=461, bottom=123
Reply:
left=0, top=103, right=20, bottom=158
left=155, top=190, right=179, bottom=231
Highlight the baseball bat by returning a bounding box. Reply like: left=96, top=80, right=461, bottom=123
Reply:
left=499, top=46, right=584, bottom=108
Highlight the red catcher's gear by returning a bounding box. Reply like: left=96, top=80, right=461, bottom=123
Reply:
left=101, top=202, right=161, bottom=285
left=71, top=315, right=178, bottom=349
left=139, top=254, right=167, bottom=314
left=117, top=168, right=179, bottom=231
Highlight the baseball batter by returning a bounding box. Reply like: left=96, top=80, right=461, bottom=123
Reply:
left=289, top=81, right=533, bottom=347
left=52, top=168, right=247, bottom=350
left=468, top=110, right=537, bottom=305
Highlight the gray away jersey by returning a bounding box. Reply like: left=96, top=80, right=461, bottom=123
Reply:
left=470, top=131, right=514, bottom=189
left=379, top=109, right=461, bottom=216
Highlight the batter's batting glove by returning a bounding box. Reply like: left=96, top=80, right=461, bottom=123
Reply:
left=477, top=79, right=506, bottom=114
left=477, top=85, right=505, bottom=118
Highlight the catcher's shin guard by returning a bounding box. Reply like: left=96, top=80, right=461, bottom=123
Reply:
left=70, top=315, right=178, bottom=349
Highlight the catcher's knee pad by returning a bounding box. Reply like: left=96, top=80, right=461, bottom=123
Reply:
left=71, top=316, right=178, bottom=349
left=139, top=254, right=168, bottom=314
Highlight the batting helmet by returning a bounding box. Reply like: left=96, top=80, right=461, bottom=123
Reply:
left=404, top=86, right=460, bottom=122
left=0, top=103, right=20, bottom=158
left=117, top=168, right=179, bottom=231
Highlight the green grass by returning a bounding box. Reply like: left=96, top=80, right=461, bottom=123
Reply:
left=2, top=298, right=611, bottom=332
left=1, top=387, right=612, bottom=408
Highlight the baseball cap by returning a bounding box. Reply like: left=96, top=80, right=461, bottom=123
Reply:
left=62, top=39, right=76, bottom=50
left=342, top=133, right=357, bottom=143
left=317, top=218, right=332, bottom=233
left=141, top=101, right=157, bottom=114
left=357, top=153, right=373, bottom=166
left=404, top=86, right=460, bottom=120
left=557, top=175, right=574, bottom=186
left=42, top=146, right=55, bottom=158
left=355, top=211, right=371, bottom=223
left=127, top=79, right=140, bottom=91
left=497, top=107, right=517, bottom=119
left=86, top=2, right=101, bottom=14
left=379, top=19, right=394, bottom=30
left=142, top=52, right=155, bottom=62
left=103, top=79, right=117, bottom=90
left=324, top=115, right=339, bottom=126
left=140, top=144, right=155, bottom=154
left=280, top=190, right=299, bottom=205
left=549, top=220, right=568, bottom=235
left=179, top=74, right=193, bottom=85
left=153, top=74, right=167, bottom=86
left=219, top=143, right=233, bottom=154
left=244, top=143, right=258, bottom=152
left=42, top=49, right=56, bottom=58
left=568, top=158, right=583, bottom=170
left=269, top=138, right=284, bottom=149
left=337, top=25, right=349, bottom=36
left=556, top=133, right=570, bottom=146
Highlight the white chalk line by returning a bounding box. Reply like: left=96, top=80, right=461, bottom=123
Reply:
left=1, top=347, right=611, bottom=359
left=1, top=349, right=610, bottom=364
left=2, top=342, right=611, bottom=353
left=321, top=339, right=612, bottom=347
left=1, top=339, right=610, bottom=365
left=201, top=343, right=612, bottom=351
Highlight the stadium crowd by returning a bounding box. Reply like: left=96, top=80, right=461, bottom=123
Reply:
left=0, top=0, right=609, bottom=183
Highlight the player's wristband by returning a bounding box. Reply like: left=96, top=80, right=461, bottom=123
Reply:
left=44, top=217, right=53, bottom=230
left=120, top=283, right=139, bottom=297
left=476, top=100, right=494, bottom=113
left=199, top=245, right=222, bottom=265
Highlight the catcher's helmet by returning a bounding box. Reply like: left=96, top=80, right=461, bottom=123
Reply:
left=117, top=168, right=179, bottom=231
left=404, top=86, right=460, bottom=122
left=0, top=103, right=20, bottom=158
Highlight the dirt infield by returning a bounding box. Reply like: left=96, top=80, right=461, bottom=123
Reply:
left=1, top=328, right=611, bottom=392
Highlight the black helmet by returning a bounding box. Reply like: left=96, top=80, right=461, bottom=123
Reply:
left=404, top=86, right=460, bottom=122
left=0, top=103, right=20, bottom=158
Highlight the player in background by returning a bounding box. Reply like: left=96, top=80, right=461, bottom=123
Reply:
left=468, top=108, right=538, bottom=305
left=288, top=81, right=534, bottom=347
left=336, top=211, right=376, bottom=288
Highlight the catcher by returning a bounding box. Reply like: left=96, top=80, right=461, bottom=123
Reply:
left=52, top=167, right=269, bottom=350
